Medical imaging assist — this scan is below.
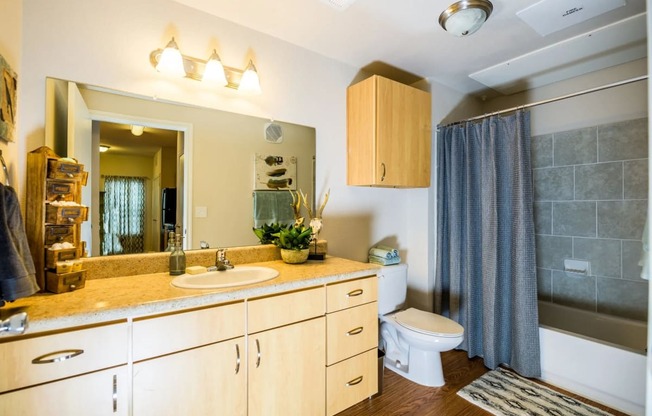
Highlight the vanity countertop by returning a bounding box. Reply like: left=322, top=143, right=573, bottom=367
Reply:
left=1, top=256, right=380, bottom=336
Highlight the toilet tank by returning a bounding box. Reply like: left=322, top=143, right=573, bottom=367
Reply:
left=377, top=263, right=408, bottom=315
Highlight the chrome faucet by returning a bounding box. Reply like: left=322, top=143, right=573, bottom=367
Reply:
left=215, top=248, right=234, bottom=271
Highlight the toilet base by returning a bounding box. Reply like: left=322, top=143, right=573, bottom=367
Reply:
left=384, top=346, right=445, bottom=387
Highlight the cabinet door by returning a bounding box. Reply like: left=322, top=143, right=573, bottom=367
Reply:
left=248, top=317, right=325, bottom=416
left=133, top=337, right=246, bottom=415
left=376, top=76, right=431, bottom=187
left=0, top=366, right=127, bottom=416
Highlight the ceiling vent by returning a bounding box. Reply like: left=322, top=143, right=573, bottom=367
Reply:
left=517, top=0, right=626, bottom=36
left=319, top=0, right=357, bottom=11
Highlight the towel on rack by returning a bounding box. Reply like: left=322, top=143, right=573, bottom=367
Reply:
left=253, top=190, right=295, bottom=228
left=0, top=184, right=39, bottom=302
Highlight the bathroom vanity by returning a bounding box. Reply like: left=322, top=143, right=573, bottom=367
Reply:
left=0, top=254, right=379, bottom=416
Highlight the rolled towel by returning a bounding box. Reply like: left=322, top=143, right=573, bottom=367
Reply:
left=375, top=244, right=399, bottom=258
left=369, top=247, right=395, bottom=259
left=368, top=255, right=401, bottom=266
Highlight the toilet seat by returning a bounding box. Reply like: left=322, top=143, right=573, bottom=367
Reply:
left=394, top=308, right=464, bottom=338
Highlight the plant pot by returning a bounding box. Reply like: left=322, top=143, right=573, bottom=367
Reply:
left=280, top=248, right=310, bottom=264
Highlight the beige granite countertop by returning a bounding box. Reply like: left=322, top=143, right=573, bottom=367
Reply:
left=1, top=256, right=379, bottom=337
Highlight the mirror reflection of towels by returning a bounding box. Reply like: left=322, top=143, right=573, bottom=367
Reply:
left=253, top=191, right=295, bottom=228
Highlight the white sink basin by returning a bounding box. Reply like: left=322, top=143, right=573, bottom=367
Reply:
left=171, top=266, right=279, bottom=289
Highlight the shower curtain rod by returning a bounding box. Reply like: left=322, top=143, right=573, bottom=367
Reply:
left=451, top=74, right=648, bottom=125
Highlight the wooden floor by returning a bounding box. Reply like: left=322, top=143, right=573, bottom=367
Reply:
left=338, top=350, right=629, bottom=416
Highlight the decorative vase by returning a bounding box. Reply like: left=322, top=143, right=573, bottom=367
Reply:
left=280, top=248, right=310, bottom=264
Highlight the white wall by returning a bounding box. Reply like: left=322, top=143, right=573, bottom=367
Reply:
left=12, top=0, right=478, bottom=311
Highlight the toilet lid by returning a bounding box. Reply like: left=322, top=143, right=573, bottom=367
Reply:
left=394, top=308, right=464, bottom=337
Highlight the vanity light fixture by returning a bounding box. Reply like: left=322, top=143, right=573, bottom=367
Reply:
left=99, top=145, right=111, bottom=153
left=131, top=125, right=145, bottom=136
left=439, top=0, right=493, bottom=37
left=150, top=38, right=262, bottom=93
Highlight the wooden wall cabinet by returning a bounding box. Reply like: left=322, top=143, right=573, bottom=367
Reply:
left=26, top=146, right=89, bottom=292
left=347, top=75, right=432, bottom=188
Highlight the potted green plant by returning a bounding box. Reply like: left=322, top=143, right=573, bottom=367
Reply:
left=252, top=223, right=288, bottom=245
left=273, top=224, right=313, bottom=264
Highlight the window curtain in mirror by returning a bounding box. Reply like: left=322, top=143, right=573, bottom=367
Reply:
left=101, top=176, right=146, bottom=256
left=435, top=110, right=540, bottom=377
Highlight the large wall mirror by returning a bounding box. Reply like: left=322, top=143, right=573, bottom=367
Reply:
left=45, top=78, right=316, bottom=257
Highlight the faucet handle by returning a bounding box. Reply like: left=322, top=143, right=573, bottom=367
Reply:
left=217, top=248, right=226, bottom=260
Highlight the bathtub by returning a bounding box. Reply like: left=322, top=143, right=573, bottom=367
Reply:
left=538, top=301, right=646, bottom=416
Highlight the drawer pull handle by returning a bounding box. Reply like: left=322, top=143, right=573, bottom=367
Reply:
left=347, top=326, right=364, bottom=336
left=255, top=339, right=261, bottom=368
left=347, top=289, right=363, bottom=297
left=112, top=374, right=118, bottom=412
left=32, top=349, right=84, bottom=364
left=347, top=376, right=364, bottom=387
left=235, top=343, right=241, bottom=374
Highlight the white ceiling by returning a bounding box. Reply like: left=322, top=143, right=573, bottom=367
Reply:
left=171, top=0, right=647, bottom=97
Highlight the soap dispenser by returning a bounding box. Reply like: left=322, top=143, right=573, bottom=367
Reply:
left=169, top=234, right=186, bottom=275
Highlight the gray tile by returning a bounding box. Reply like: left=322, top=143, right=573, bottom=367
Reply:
left=624, top=159, right=648, bottom=200
left=554, top=127, right=597, bottom=166
left=552, top=270, right=596, bottom=311
left=623, top=240, right=645, bottom=281
left=597, top=277, right=648, bottom=321
left=537, top=268, right=552, bottom=301
left=575, top=162, right=622, bottom=201
left=534, top=202, right=552, bottom=234
left=597, top=200, right=648, bottom=239
left=533, top=167, right=574, bottom=201
left=573, top=238, right=621, bottom=278
left=552, top=202, right=596, bottom=237
left=536, top=235, right=573, bottom=270
left=532, top=134, right=553, bottom=168
left=598, top=118, right=648, bottom=162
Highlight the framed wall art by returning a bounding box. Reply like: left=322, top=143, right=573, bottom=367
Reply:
left=0, top=54, right=17, bottom=142
left=254, top=154, right=297, bottom=190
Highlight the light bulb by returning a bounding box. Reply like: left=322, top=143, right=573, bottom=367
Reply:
left=238, top=60, right=261, bottom=94
left=156, top=37, right=186, bottom=77
left=203, top=50, right=228, bottom=86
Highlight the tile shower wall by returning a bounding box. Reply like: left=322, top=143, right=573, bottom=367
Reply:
left=532, top=118, right=649, bottom=321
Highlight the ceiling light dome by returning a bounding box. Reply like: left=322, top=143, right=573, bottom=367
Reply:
left=439, top=0, right=493, bottom=37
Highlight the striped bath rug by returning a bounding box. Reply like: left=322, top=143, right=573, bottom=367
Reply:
left=458, top=367, right=616, bottom=416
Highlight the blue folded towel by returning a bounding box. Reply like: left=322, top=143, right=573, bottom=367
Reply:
left=368, top=255, right=401, bottom=266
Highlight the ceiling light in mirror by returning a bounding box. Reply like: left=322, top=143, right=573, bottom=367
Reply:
left=131, top=125, right=145, bottom=136
left=99, top=145, right=110, bottom=153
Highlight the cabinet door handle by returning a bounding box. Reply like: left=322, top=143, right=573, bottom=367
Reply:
left=255, top=339, right=261, bottom=368
left=380, top=163, right=386, bottom=182
left=347, top=289, right=363, bottom=297
left=32, top=349, right=84, bottom=364
left=347, top=326, right=364, bottom=336
left=235, top=343, right=241, bottom=375
left=112, top=374, right=118, bottom=413
left=346, top=376, right=364, bottom=387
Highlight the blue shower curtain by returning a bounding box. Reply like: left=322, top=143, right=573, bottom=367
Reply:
left=435, top=110, right=541, bottom=377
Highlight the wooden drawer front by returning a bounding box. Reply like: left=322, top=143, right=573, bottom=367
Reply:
left=248, top=286, right=325, bottom=334
left=44, top=225, right=75, bottom=246
left=45, top=205, right=88, bottom=224
left=326, top=349, right=378, bottom=416
left=45, top=247, right=79, bottom=268
left=45, top=180, right=77, bottom=202
left=133, top=302, right=245, bottom=362
left=327, top=276, right=377, bottom=313
left=327, top=302, right=378, bottom=365
left=0, top=322, right=128, bottom=393
left=46, top=270, right=86, bottom=293
left=47, top=160, right=86, bottom=181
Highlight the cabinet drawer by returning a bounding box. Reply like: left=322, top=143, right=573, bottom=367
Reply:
left=45, top=179, right=77, bottom=202
left=46, top=270, right=86, bottom=293
left=326, top=348, right=378, bottom=416
left=133, top=302, right=245, bottom=361
left=47, top=159, right=87, bottom=184
left=0, top=322, right=128, bottom=393
left=45, top=204, right=88, bottom=224
left=326, top=276, right=377, bottom=313
left=44, top=225, right=75, bottom=246
left=248, top=286, right=325, bottom=334
left=327, top=301, right=378, bottom=365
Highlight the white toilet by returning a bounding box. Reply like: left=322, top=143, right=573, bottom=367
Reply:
left=378, top=263, right=464, bottom=387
